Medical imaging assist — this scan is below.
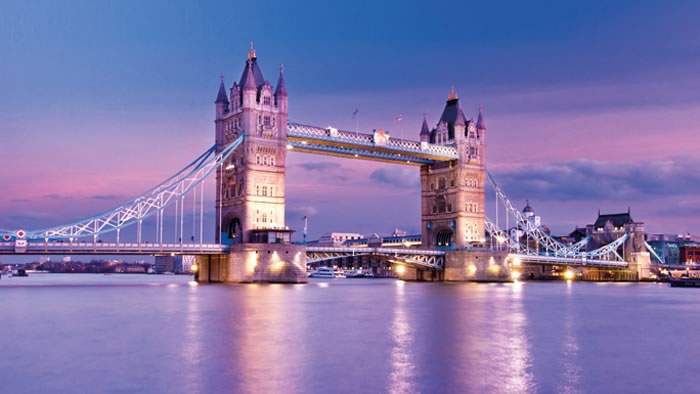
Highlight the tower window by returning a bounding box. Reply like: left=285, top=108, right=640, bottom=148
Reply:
left=263, top=116, right=271, bottom=127
left=263, top=96, right=271, bottom=105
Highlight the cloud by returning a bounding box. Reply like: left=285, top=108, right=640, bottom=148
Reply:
left=492, top=157, right=700, bottom=201
left=287, top=206, right=318, bottom=219
left=41, top=193, right=71, bottom=200
left=369, top=167, right=420, bottom=189
left=89, top=194, right=124, bottom=201
left=299, top=162, right=341, bottom=171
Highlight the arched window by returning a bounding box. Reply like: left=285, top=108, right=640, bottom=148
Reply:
left=438, top=177, right=446, bottom=190
left=256, top=155, right=260, bottom=165
left=436, top=195, right=447, bottom=213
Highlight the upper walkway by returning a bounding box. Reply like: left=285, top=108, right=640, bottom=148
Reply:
left=287, top=123, right=458, bottom=165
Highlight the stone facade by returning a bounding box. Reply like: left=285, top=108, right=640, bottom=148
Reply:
left=196, top=244, right=307, bottom=283
left=420, top=91, right=487, bottom=250
left=443, top=250, right=510, bottom=282
left=214, top=45, right=289, bottom=244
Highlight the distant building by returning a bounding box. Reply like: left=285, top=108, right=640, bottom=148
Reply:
left=509, top=201, right=550, bottom=250
left=313, top=232, right=363, bottom=247
left=586, top=208, right=646, bottom=256
left=647, top=240, right=681, bottom=265
left=154, top=255, right=196, bottom=274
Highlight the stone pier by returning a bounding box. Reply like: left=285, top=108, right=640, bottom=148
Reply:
left=196, top=244, right=307, bottom=284
left=443, top=250, right=511, bottom=282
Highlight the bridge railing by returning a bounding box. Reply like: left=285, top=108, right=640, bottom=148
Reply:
left=288, top=123, right=458, bottom=159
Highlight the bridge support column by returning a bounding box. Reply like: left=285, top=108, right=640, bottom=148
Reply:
left=627, top=252, right=652, bottom=281
left=397, top=266, right=440, bottom=282
left=197, top=244, right=307, bottom=283
left=443, top=250, right=510, bottom=282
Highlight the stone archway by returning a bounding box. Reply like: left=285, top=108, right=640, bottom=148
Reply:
left=436, top=228, right=454, bottom=248
left=222, top=217, right=242, bottom=244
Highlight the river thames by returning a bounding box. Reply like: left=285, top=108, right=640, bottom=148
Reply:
left=2, top=273, right=697, bottom=393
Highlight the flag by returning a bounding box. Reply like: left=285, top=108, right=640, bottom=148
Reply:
left=353, top=108, right=359, bottom=119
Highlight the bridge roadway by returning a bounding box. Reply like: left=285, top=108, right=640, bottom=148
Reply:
left=0, top=241, right=630, bottom=269
left=0, top=241, right=229, bottom=255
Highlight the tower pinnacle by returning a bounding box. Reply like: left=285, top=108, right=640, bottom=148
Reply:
left=248, top=41, right=256, bottom=60
left=448, top=86, right=458, bottom=101
left=275, top=64, right=288, bottom=97
left=215, top=75, right=229, bottom=105
left=242, top=59, right=257, bottom=91
left=477, top=106, right=486, bottom=130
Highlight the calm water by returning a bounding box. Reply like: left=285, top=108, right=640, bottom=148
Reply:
left=2, top=273, right=698, bottom=394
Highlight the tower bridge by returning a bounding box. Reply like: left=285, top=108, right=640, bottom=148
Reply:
left=1, top=45, right=659, bottom=282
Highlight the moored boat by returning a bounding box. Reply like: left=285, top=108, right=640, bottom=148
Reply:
left=669, top=277, right=700, bottom=288
left=308, top=267, right=335, bottom=278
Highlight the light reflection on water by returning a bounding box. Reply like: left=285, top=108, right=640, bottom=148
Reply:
left=2, top=274, right=699, bottom=393
left=388, top=280, right=416, bottom=394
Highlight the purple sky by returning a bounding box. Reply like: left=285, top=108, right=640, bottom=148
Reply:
left=2, top=0, right=700, bottom=247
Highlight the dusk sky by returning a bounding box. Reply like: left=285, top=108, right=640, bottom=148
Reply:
left=2, top=0, right=700, bottom=244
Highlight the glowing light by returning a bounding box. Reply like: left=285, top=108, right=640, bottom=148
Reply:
left=564, top=270, right=575, bottom=280
left=395, top=265, right=406, bottom=275
left=396, top=280, right=405, bottom=287
left=511, top=270, right=521, bottom=281
left=188, top=281, right=198, bottom=287
left=190, top=263, right=198, bottom=273
left=496, top=236, right=505, bottom=244
left=512, top=257, right=521, bottom=267
left=301, top=140, right=308, bottom=145
left=287, top=144, right=293, bottom=149
left=225, top=164, right=235, bottom=171
left=467, top=264, right=477, bottom=276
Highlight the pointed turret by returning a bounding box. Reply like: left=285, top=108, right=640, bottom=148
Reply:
left=215, top=75, right=229, bottom=119
left=242, top=59, right=257, bottom=91
left=215, top=76, right=229, bottom=105
left=455, top=107, right=466, bottom=127
left=477, top=107, right=486, bottom=130
left=419, top=115, right=430, bottom=142
left=275, top=64, right=287, bottom=97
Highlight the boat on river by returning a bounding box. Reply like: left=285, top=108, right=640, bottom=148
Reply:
left=669, top=277, right=700, bottom=288
left=308, top=267, right=335, bottom=278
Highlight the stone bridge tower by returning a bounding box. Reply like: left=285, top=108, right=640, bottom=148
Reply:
left=200, top=45, right=305, bottom=284
left=214, top=45, right=289, bottom=244
left=420, top=88, right=487, bottom=250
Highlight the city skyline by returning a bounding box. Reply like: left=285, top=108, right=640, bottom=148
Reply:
left=2, top=0, right=700, bottom=241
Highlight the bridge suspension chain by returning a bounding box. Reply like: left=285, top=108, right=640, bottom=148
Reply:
left=18, top=135, right=244, bottom=241
left=486, top=172, right=630, bottom=263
